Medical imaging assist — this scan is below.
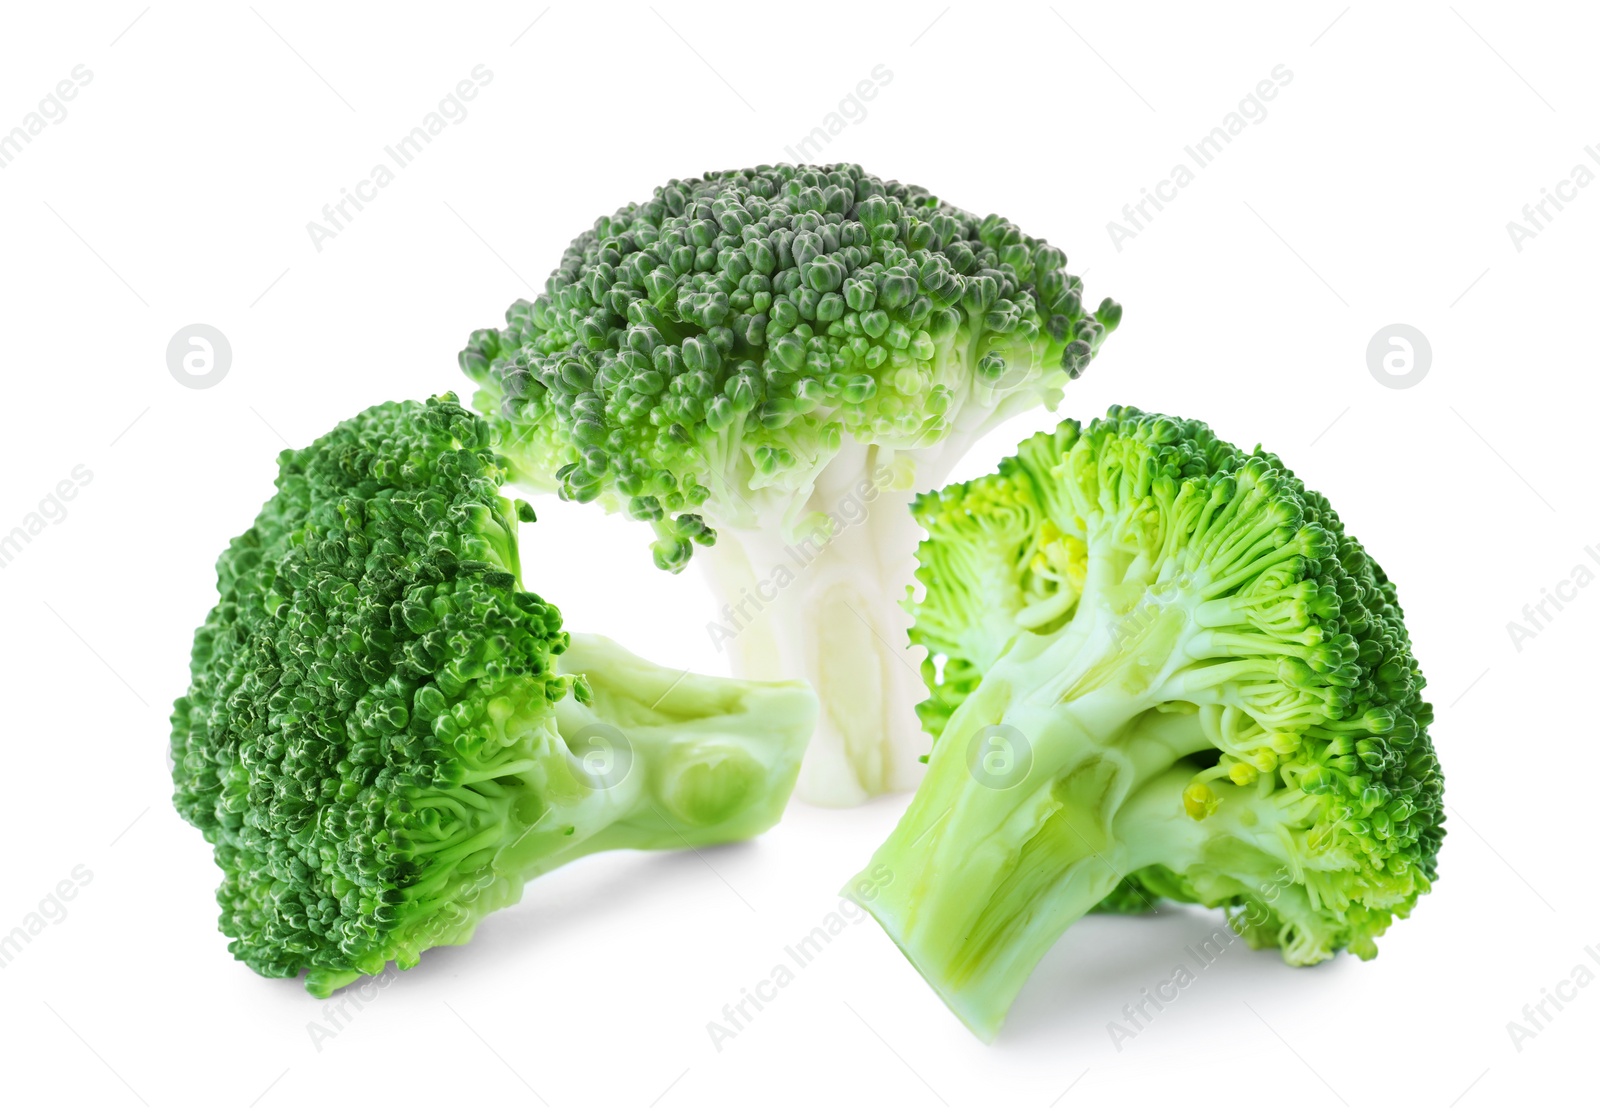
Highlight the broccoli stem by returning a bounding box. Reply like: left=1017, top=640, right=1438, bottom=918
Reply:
left=494, top=633, right=815, bottom=881
left=848, top=545, right=1357, bottom=1036
left=697, top=439, right=931, bottom=806
left=855, top=741, right=1321, bottom=1041
left=695, top=393, right=1060, bottom=807
left=845, top=563, right=1233, bottom=1037
left=848, top=680, right=1213, bottom=1039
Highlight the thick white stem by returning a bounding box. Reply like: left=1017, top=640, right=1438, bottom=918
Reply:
left=692, top=379, right=1067, bottom=805
left=697, top=439, right=934, bottom=806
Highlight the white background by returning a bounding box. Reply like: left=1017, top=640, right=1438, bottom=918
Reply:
left=0, top=2, right=1594, bottom=1111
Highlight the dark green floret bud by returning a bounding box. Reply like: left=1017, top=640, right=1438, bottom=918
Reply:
left=458, top=163, right=1120, bottom=564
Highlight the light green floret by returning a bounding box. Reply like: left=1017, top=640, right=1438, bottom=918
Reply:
left=460, top=163, right=1119, bottom=804
left=852, top=407, right=1444, bottom=1040
left=172, top=395, right=814, bottom=995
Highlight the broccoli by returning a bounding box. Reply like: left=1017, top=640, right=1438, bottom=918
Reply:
left=460, top=163, right=1120, bottom=805
left=170, top=395, right=815, bottom=996
left=845, top=407, right=1444, bottom=1040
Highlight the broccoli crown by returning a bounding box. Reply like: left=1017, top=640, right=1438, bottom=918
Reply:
left=171, top=395, right=576, bottom=988
left=856, top=407, right=1444, bottom=1039
left=460, top=163, right=1120, bottom=570
left=913, top=407, right=1443, bottom=954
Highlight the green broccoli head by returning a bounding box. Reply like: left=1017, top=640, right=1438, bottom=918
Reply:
left=852, top=407, right=1443, bottom=1039
left=171, top=395, right=814, bottom=995
left=460, top=162, right=1120, bottom=571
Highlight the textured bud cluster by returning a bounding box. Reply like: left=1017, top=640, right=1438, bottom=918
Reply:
left=462, top=163, right=1120, bottom=570
left=172, top=396, right=574, bottom=986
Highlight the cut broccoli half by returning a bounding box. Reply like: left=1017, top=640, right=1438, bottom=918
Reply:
left=171, top=395, right=815, bottom=996
left=848, top=407, right=1444, bottom=1040
left=460, top=162, right=1119, bottom=804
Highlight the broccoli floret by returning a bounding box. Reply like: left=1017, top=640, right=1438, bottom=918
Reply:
left=460, top=163, right=1119, bottom=804
left=846, top=407, right=1444, bottom=1040
left=171, top=395, right=815, bottom=996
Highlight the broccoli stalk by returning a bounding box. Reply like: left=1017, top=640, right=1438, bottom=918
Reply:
left=171, top=396, right=815, bottom=995
left=847, top=408, right=1443, bottom=1040
left=549, top=632, right=816, bottom=856
left=694, top=464, right=930, bottom=803
left=461, top=163, right=1119, bottom=804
